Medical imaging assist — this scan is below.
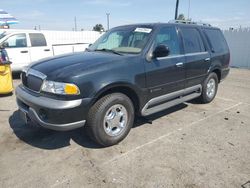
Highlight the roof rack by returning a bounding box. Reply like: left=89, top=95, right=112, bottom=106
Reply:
left=169, top=20, right=212, bottom=27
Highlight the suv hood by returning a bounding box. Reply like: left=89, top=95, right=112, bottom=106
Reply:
left=30, top=52, right=134, bottom=81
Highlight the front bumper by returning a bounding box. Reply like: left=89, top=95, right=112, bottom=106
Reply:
left=15, top=86, right=91, bottom=131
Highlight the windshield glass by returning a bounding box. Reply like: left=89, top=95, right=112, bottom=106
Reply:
left=89, top=26, right=153, bottom=54
left=0, top=32, right=6, bottom=40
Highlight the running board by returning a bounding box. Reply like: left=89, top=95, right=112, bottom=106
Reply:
left=141, top=85, right=202, bottom=116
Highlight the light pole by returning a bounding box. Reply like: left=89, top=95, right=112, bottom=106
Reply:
left=188, top=0, right=191, bottom=20
left=175, top=0, right=179, bottom=20
left=74, top=16, right=77, bottom=31
left=106, top=13, right=110, bottom=31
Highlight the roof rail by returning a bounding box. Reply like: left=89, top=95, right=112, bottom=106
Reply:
left=169, top=20, right=212, bottom=27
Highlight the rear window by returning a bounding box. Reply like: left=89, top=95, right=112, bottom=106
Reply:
left=204, top=29, right=228, bottom=53
left=29, top=33, right=47, bottom=47
left=181, top=28, right=205, bottom=54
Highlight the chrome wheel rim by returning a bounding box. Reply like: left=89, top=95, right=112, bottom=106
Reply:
left=103, top=104, right=128, bottom=137
left=206, top=78, right=216, bottom=99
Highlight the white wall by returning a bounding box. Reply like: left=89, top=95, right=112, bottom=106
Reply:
left=43, top=30, right=103, bottom=45
left=0, top=29, right=103, bottom=45
left=223, top=29, right=250, bottom=69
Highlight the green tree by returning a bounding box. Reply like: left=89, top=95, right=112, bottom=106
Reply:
left=177, top=14, right=192, bottom=21
left=177, top=14, right=185, bottom=20
left=93, top=24, right=104, bottom=32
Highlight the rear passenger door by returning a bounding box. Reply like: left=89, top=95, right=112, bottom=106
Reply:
left=179, top=27, right=211, bottom=88
left=29, top=33, right=52, bottom=62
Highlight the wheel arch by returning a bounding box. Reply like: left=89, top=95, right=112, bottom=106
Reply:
left=91, top=82, right=141, bottom=114
left=208, top=65, right=222, bottom=83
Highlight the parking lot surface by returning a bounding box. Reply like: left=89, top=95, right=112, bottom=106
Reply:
left=0, top=68, right=249, bottom=188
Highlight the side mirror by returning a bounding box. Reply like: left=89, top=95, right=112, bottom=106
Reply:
left=0, top=42, right=8, bottom=48
left=153, top=45, right=170, bottom=58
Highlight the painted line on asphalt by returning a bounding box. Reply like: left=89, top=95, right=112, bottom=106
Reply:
left=101, top=102, right=243, bottom=166
left=217, top=97, right=250, bottom=106
left=217, top=97, right=238, bottom=102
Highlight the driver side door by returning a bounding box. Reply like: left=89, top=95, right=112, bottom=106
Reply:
left=145, top=26, right=186, bottom=99
left=3, top=33, right=31, bottom=71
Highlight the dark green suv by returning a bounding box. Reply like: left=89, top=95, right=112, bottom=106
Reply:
left=16, top=22, right=230, bottom=146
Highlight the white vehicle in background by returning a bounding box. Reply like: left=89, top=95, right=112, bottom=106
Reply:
left=0, top=29, right=103, bottom=72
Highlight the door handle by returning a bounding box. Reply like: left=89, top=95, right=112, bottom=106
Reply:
left=44, top=49, right=50, bottom=52
left=176, top=62, right=184, bottom=67
left=20, top=50, right=28, bottom=53
left=205, top=58, right=211, bottom=62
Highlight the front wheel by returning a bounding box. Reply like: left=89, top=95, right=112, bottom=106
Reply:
left=198, top=72, right=218, bottom=104
left=86, top=93, right=134, bottom=147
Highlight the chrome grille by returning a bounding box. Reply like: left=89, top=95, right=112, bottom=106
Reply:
left=21, top=68, right=47, bottom=93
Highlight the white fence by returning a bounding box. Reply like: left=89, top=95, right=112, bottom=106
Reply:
left=223, top=29, right=250, bottom=69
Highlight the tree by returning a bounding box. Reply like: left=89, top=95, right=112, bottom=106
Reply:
left=93, top=24, right=104, bottom=32
left=177, top=14, right=185, bottom=20
left=177, top=14, right=192, bottom=21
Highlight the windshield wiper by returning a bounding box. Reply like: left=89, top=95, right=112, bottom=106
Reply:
left=95, top=48, right=123, bottom=56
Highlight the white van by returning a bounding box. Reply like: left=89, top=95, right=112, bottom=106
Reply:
left=0, top=29, right=102, bottom=71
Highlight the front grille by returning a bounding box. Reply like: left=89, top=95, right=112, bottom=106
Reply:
left=21, top=69, right=46, bottom=93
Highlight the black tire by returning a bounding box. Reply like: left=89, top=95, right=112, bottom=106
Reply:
left=26, top=119, right=42, bottom=129
left=198, top=72, right=218, bottom=104
left=86, top=93, right=134, bottom=147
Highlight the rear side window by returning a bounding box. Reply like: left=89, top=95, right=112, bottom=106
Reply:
left=204, top=29, right=228, bottom=53
left=181, top=28, right=205, bottom=54
left=29, top=33, right=47, bottom=47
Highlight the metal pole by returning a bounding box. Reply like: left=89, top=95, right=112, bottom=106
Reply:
left=175, top=0, right=179, bottom=20
left=188, top=0, right=190, bottom=20
left=106, top=13, right=110, bottom=30
left=74, top=16, right=77, bottom=31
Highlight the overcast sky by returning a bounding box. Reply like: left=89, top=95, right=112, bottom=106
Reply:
left=1, top=0, right=250, bottom=31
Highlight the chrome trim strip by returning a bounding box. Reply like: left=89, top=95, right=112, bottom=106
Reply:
left=157, top=54, right=185, bottom=60
left=156, top=52, right=208, bottom=61
left=16, top=86, right=82, bottom=110
left=185, top=52, right=209, bottom=56
left=141, top=85, right=202, bottom=116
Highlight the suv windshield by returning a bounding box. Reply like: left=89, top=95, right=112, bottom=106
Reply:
left=89, top=26, right=153, bottom=54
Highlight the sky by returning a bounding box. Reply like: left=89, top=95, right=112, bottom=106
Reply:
left=1, top=0, right=250, bottom=31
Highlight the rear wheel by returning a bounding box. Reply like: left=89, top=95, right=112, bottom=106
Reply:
left=86, top=93, right=134, bottom=147
left=198, top=72, right=218, bottom=104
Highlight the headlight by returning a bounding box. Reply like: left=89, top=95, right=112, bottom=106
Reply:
left=41, top=80, right=80, bottom=95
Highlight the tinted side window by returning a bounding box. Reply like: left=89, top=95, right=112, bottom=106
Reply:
left=29, top=33, right=47, bottom=47
left=204, top=29, right=228, bottom=53
left=181, top=28, right=205, bottom=54
left=5, top=34, right=27, bottom=48
left=155, top=27, right=180, bottom=55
